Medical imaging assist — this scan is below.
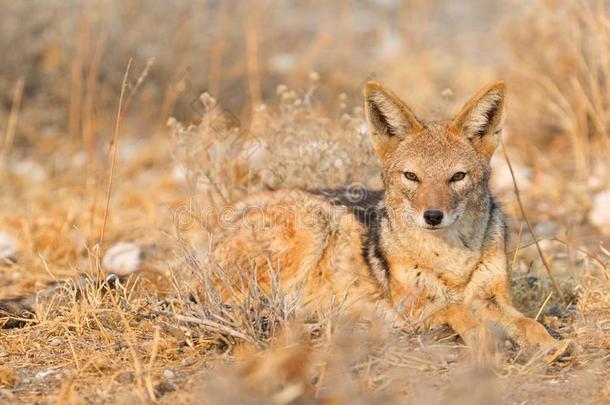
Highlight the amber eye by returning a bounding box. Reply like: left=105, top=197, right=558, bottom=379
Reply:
left=450, top=172, right=467, bottom=182
left=404, top=171, right=419, bottom=182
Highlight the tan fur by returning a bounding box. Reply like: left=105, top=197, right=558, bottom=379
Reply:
left=210, top=81, right=563, bottom=354
left=210, top=190, right=382, bottom=310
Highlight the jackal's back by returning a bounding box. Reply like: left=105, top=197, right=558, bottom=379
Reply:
left=209, top=188, right=386, bottom=309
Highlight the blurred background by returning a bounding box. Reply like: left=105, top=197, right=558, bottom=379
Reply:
left=0, top=0, right=603, bottom=144
left=0, top=1, right=609, bottom=402
left=3, top=0, right=509, bottom=128
left=1, top=0, right=609, bottom=248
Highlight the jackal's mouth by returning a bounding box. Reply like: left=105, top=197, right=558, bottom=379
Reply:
left=423, top=225, right=446, bottom=231
left=411, top=218, right=452, bottom=231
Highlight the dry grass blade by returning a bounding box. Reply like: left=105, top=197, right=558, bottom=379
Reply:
left=510, top=223, right=524, bottom=272
left=501, top=138, right=564, bottom=301
left=158, top=311, right=251, bottom=342
left=1, top=77, right=24, bottom=155
left=99, top=58, right=132, bottom=247
left=124, top=57, right=155, bottom=112
left=534, top=291, right=553, bottom=321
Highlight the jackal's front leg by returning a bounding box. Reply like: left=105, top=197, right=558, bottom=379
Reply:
left=463, top=244, right=560, bottom=352
left=425, top=303, right=484, bottom=347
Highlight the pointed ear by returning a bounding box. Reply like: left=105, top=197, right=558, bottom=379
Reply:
left=449, top=81, right=506, bottom=160
left=364, top=81, right=424, bottom=161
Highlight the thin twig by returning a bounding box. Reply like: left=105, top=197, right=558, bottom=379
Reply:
left=68, top=6, right=88, bottom=143
left=65, top=331, right=81, bottom=371
left=84, top=16, right=107, bottom=237
left=501, top=139, right=565, bottom=301
left=157, top=310, right=251, bottom=341
left=245, top=4, right=261, bottom=109
left=1, top=77, right=25, bottom=156
left=99, top=59, right=132, bottom=247
left=145, top=325, right=160, bottom=400
left=510, top=223, right=524, bottom=273
left=509, top=237, right=608, bottom=277
left=124, top=57, right=155, bottom=112
left=535, top=291, right=553, bottom=321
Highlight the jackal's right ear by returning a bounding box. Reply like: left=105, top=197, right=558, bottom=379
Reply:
left=450, top=81, right=506, bottom=160
left=364, top=82, right=423, bottom=160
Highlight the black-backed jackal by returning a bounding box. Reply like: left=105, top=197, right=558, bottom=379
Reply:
left=210, top=80, right=565, bottom=355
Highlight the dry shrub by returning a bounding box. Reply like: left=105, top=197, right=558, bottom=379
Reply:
left=170, top=80, right=379, bottom=210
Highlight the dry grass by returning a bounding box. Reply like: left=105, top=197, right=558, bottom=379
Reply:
left=0, top=0, right=609, bottom=403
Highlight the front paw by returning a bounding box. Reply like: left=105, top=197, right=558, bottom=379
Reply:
left=513, top=317, right=575, bottom=362
left=542, top=339, right=577, bottom=363
left=514, top=317, right=557, bottom=346
left=517, top=338, right=576, bottom=365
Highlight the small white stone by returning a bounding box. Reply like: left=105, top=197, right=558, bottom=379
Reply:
left=163, top=369, right=175, bottom=379
left=49, top=338, right=62, bottom=346
left=0, top=232, right=18, bottom=261
left=358, top=122, right=369, bottom=136
left=538, top=239, right=555, bottom=256
left=276, top=84, right=287, bottom=95
left=441, top=88, right=454, bottom=98
left=71, top=151, right=87, bottom=168
left=548, top=379, right=560, bottom=385
left=589, top=190, right=610, bottom=234
left=179, top=358, right=195, bottom=367
left=35, top=369, right=56, bottom=380
left=379, top=29, right=403, bottom=56
left=11, top=159, right=47, bottom=182
left=270, top=53, right=295, bottom=73
left=102, top=242, right=142, bottom=276
left=171, top=164, right=188, bottom=183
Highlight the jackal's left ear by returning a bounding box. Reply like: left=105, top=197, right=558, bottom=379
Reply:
left=450, top=81, right=506, bottom=160
left=364, top=81, right=424, bottom=160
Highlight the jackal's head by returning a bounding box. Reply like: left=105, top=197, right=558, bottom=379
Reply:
left=364, top=81, right=506, bottom=231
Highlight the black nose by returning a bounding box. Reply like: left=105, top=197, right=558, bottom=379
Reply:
left=423, top=209, right=444, bottom=226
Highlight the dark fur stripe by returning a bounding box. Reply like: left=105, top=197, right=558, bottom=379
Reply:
left=365, top=209, right=391, bottom=294
left=308, top=188, right=391, bottom=294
